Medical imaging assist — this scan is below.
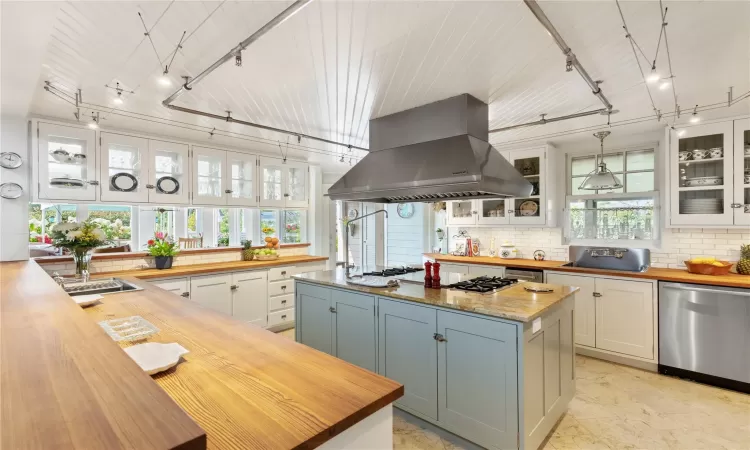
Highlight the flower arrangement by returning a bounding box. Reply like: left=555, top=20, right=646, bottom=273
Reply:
left=262, top=226, right=276, bottom=236
left=49, top=220, right=111, bottom=277
left=145, top=232, right=179, bottom=257
left=285, top=223, right=299, bottom=233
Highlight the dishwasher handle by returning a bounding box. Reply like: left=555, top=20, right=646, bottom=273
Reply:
left=662, top=284, right=750, bottom=297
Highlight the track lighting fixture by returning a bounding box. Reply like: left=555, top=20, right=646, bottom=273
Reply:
left=689, top=105, right=700, bottom=124
left=646, top=66, right=660, bottom=84
left=339, top=155, right=344, bottom=163
left=159, top=75, right=172, bottom=86
left=235, top=50, right=242, bottom=67
left=677, top=129, right=686, bottom=137
left=88, top=112, right=100, bottom=129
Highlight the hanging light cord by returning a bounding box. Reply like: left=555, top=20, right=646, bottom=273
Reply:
left=615, top=0, right=658, bottom=119
left=138, top=12, right=163, bottom=71
left=659, top=0, right=679, bottom=127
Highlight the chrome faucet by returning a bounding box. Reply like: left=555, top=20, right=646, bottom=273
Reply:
left=52, top=272, right=66, bottom=287
left=343, top=208, right=388, bottom=278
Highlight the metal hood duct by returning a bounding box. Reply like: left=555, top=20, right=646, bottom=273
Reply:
left=328, top=94, right=532, bottom=203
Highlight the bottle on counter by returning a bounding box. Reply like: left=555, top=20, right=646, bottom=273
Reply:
left=432, top=262, right=441, bottom=289
left=424, top=261, right=433, bottom=288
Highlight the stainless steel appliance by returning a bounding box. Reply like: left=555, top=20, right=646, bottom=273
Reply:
left=505, top=267, right=544, bottom=283
left=362, top=267, right=424, bottom=277
left=446, top=276, right=519, bottom=293
left=659, top=282, right=750, bottom=393
left=327, top=94, right=532, bottom=203
left=562, top=245, right=650, bottom=272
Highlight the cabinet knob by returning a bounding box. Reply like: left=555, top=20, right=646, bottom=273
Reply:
left=145, top=184, right=155, bottom=189
left=230, top=284, right=239, bottom=290
left=281, top=299, right=287, bottom=304
left=730, top=203, right=743, bottom=209
left=225, top=189, right=233, bottom=194
left=471, top=210, right=477, bottom=215
left=281, top=271, right=287, bottom=275
left=508, top=209, right=514, bottom=214
left=593, top=292, right=602, bottom=297
left=283, top=193, right=290, bottom=197
left=281, top=285, right=287, bottom=290
left=433, top=333, right=447, bottom=342
left=329, top=306, right=337, bottom=313
left=281, top=314, right=287, bottom=319
left=87, top=180, right=99, bottom=186
left=180, top=292, right=190, bottom=298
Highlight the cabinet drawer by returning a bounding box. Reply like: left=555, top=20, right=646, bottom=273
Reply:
left=269, top=293, right=294, bottom=311
left=152, top=278, right=189, bottom=296
left=269, top=280, right=294, bottom=297
left=269, top=266, right=295, bottom=281
left=268, top=308, right=294, bottom=327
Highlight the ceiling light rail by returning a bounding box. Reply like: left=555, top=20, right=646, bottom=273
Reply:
left=489, top=108, right=614, bottom=134
left=160, top=0, right=369, bottom=153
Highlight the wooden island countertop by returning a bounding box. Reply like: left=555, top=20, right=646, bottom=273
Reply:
left=1, top=260, right=403, bottom=449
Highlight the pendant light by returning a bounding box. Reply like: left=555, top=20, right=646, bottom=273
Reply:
left=579, top=131, right=622, bottom=191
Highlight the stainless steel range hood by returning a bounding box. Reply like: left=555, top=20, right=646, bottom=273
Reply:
left=328, top=94, right=532, bottom=203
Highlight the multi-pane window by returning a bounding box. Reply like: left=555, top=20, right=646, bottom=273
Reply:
left=281, top=210, right=306, bottom=243
left=570, top=149, right=655, bottom=195
left=88, top=205, right=133, bottom=246
left=216, top=208, right=230, bottom=247
left=260, top=209, right=278, bottom=239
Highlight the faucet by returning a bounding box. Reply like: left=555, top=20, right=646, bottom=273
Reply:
left=52, top=272, right=66, bottom=288
left=343, top=208, right=388, bottom=278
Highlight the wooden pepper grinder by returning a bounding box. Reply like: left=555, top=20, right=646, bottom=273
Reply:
left=424, top=261, right=433, bottom=288
left=432, top=262, right=441, bottom=289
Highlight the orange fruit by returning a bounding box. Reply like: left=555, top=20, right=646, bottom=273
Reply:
left=267, top=242, right=274, bottom=248
left=264, top=237, right=272, bottom=243
left=271, top=238, right=279, bottom=245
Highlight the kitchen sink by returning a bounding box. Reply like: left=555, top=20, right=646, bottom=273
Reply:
left=561, top=262, right=648, bottom=273
left=62, top=278, right=143, bottom=296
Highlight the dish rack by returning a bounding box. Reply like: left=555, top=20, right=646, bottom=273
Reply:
left=63, top=278, right=123, bottom=293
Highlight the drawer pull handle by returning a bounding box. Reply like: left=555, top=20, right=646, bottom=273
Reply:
left=593, top=292, right=602, bottom=297
left=281, top=299, right=287, bottom=304
left=180, top=292, right=190, bottom=298
left=281, top=271, right=287, bottom=275
left=281, top=314, right=287, bottom=319
left=281, top=285, right=287, bottom=290
left=433, top=333, right=447, bottom=342
left=329, top=307, right=337, bottom=313
left=230, top=284, right=239, bottom=290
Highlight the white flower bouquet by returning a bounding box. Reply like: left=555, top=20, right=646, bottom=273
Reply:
left=50, top=220, right=111, bottom=277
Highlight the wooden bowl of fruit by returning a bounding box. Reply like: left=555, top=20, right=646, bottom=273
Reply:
left=684, top=258, right=733, bottom=275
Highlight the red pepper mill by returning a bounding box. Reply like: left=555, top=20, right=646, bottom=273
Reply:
left=424, top=261, right=433, bottom=287
left=432, top=262, right=441, bottom=289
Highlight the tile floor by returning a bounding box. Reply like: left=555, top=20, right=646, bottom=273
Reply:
left=277, top=329, right=750, bottom=449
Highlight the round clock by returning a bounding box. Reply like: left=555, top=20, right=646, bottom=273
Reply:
left=0, top=182, right=23, bottom=199
left=396, top=203, right=415, bottom=218
left=347, top=208, right=359, bottom=220
left=0, top=152, right=23, bottom=169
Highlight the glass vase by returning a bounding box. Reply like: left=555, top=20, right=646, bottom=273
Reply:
left=72, top=248, right=93, bottom=279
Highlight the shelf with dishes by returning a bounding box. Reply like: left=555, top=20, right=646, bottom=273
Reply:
left=50, top=149, right=87, bottom=165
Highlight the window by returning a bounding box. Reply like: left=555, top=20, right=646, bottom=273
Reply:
left=187, top=208, right=203, bottom=238
left=568, top=197, right=655, bottom=241
left=154, top=208, right=176, bottom=238
left=570, top=149, right=654, bottom=195
left=216, top=208, right=229, bottom=247
left=260, top=209, right=278, bottom=239
left=28, top=203, right=77, bottom=244
left=281, top=210, right=306, bottom=243
left=87, top=205, right=132, bottom=245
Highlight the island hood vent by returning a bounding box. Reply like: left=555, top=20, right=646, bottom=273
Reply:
left=328, top=94, right=532, bottom=203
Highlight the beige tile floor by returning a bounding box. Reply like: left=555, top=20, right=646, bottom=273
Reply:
left=277, top=329, right=750, bottom=449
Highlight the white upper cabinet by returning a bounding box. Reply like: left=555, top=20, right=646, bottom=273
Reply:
left=259, top=156, right=307, bottom=208
left=148, top=139, right=189, bottom=204
left=226, top=151, right=258, bottom=207
left=100, top=132, right=150, bottom=203
left=668, top=119, right=746, bottom=226
left=446, top=145, right=555, bottom=227
left=37, top=122, right=98, bottom=201
left=733, top=118, right=750, bottom=226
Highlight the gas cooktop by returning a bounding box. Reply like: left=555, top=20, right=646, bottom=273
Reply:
left=446, top=276, right=519, bottom=293
left=362, top=267, right=424, bottom=277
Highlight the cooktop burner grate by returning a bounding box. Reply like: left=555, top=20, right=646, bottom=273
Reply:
left=362, top=267, right=424, bottom=277
left=447, top=276, right=519, bottom=293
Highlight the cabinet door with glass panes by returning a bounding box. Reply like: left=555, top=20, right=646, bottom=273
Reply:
left=508, top=147, right=546, bottom=225
left=258, top=157, right=286, bottom=207
left=476, top=199, right=510, bottom=225
left=669, top=121, right=734, bottom=226
left=226, top=151, right=257, bottom=207
left=37, top=122, right=98, bottom=201
left=100, top=132, right=150, bottom=203
left=148, top=140, right=189, bottom=204
left=192, top=146, right=227, bottom=206
left=733, top=118, right=750, bottom=226
left=446, top=200, right=477, bottom=225
left=285, top=160, right=308, bottom=208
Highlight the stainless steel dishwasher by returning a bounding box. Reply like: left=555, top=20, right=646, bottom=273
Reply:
left=659, top=282, right=750, bottom=393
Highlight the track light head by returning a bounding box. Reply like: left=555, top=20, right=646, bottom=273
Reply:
left=235, top=50, right=242, bottom=67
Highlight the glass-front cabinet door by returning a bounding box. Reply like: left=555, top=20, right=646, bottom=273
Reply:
left=734, top=118, right=750, bottom=226
left=669, top=121, right=734, bottom=226
left=227, top=151, right=257, bottom=207
left=508, top=147, right=546, bottom=225
left=259, top=156, right=285, bottom=207
left=285, top=160, right=308, bottom=208
left=37, top=122, right=97, bottom=201
left=192, top=146, right=227, bottom=205
left=447, top=200, right=476, bottom=225
left=100, top=132, right=149, bottom=203
left=476, top=199, right=510, bottom=225
left=148, top=139, right=189, bottom=204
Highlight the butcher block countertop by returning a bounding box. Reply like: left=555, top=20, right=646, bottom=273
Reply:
left=1, top=260, right=403, bottom=449
left=95, top=255, right=329, bottom=279
left=0, top=261, right=206, bottom=450
left=294, top=269, right=579, bottom=322
left=425, top=253, right=750, bottom=289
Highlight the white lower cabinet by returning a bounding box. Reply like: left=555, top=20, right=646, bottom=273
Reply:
left=152, top=278, right=189, bottom=298
left=546, top=272, right=655, bottom=361
left=231, top=271, right=267, bottom=327
left=467, top=265, right=505, bottom=278
left=190, top=273, right=232, bottom=315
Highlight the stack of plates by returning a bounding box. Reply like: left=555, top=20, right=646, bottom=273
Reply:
left=680, top=198, right=723, bottom=214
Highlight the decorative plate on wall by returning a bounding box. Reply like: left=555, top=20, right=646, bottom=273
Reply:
left=156, top=176, right=180, bottom=194
left=111, top=173, right=138, bottom=192
left=397, top=203, right=415, bottom=218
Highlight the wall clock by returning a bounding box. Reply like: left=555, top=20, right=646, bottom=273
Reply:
left=397, top=203, right=415, bottom=218
left=0, top=182, right=23, bottom=199
left=0, top=152, right=23, bottom=169
left=347, top=208, right=358, bottom=220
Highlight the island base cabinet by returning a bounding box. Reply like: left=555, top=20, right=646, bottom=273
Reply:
left=332, top=291, right=376, bottom=372
left=378, top=299, right=438, bottom=421
left=297, top=283, right=333, bottom=355
left=437, top=311, right=519, bottom=450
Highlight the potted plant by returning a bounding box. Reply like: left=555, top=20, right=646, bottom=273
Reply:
left=436, top=228, right=445, bottom=241
left=241, top=239, right=254, bottom=261
left=49, top=219, right=110, bottom=278
left=146, top=232, right=179, bottom=269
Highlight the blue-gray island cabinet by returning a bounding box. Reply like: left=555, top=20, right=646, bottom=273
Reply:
left=293, top=270, right=578, bottom=450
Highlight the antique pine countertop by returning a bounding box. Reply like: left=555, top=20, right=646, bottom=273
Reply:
left=1, top=260, right=403, bottom=449
left=425, top=253, right=750, bottom=289
left=294, top=268, right=579, bottom=322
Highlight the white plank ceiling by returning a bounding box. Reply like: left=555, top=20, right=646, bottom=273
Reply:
left=13, top=0, right=750, bottom=171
